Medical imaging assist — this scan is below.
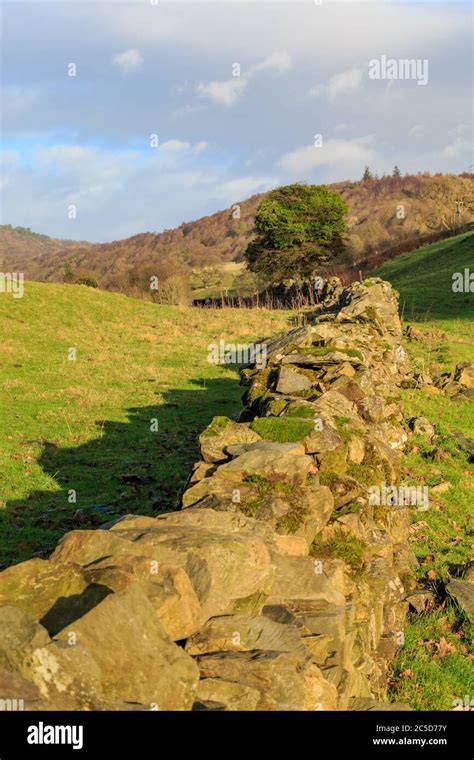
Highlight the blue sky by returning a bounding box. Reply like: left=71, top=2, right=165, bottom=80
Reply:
left=1, top=0, right=472, bottom=241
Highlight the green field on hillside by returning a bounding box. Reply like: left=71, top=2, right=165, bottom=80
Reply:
left=373, top=230, right=474, bottom=321
left=0, top=282, right=291, bottom=568
left=375, top=232, right=474, bottom=710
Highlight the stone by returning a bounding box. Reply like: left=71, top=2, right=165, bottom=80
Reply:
left=447, top=579, right=474, bottom=622
left=422, top=385, right=442, bottom=396
left=406, top=591, right=434, bottom=614
left=83, top=557, right=202, bottom=640
left=51, top=529, right=134, bottom=566
left=357, top=396, right=388, bottom=423
left=109, top=510, right=274, bottom=620
left=55, top=585, right=199, bottom=709
left=188, top=461, right=216, bottom=484
left=331, top=377, right=366, bottom=402
left=454, top=362, right=474, bottom=389
left=414, top=372, right=433, bottom=386
left=431, top=481, right=452, bottom=495
left=0, top=558, right=107, bottom=637
left=304, top=424, right=343, bottom=454
left=276, top=366, right=312, bottom=394
left=0, top=605, right=50, bottom=672
left=273, top=534, right=308, bottom=556
left=185, top=614, right=308, bottom=659
left=302, top=635, right=336, bottom=664
left=213, top=443, right=312, bottom=486
left=319, top=474, right=363, bottom=509
left=52, top=512, right=274, bottom=623
left=195, top=679, right=260, bottom=711
left=450, top=430, right=474, bottom=462
left=409, top=417, right=435, bottom=437
left=26, top=639, right=104, bottom=709
left=181, top=477, right=234, bottom=509
left=225, top=440, right=305, bottom=458
left=281, top=350, right=363, bottom=367
left=267, top=555, right=346, bottom=608
left=196, top=650, right=337, bottom=710
left=347, top=436, right=365, bottom=464
left=348, top=697, right=412, bottom=711
left=312, top=388, right=360, bottom=425
left=199, top=418, right=261, bottom=463
left=463, top=561, right=474, bottom=582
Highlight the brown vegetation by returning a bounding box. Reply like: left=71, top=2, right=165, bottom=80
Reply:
left=1, top=173, right=473, bottom=300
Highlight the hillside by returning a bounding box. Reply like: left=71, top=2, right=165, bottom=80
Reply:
left=2, top=173, right=473, bottom=298
left=373, top=230, right=474, bottom=320
left=0, top=225, right=91, bottom=274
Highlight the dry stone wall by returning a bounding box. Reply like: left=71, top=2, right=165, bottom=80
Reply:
left=0, top=278, right=417, bottom=711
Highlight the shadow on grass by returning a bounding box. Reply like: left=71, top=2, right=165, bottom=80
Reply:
left=1, top=376, right=241, bottom=569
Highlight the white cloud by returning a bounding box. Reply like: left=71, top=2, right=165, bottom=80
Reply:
left=278, top=137, right=379, bottom=177
left=112, top=48, right=143, bottom=73
left=197, top=50, right=290, bottom=107
left=441, top=136, right=472, bottom=160
left=310, top=67, right=364, bottom=99
left=160, top=139, right=191, bottom=152
left=250, top=51, right=291, bottom=75
left=36, top=145, right=100, bottom=165
left=208, top=175, right=278, bottom=205
left=197, top=78, right=247, bottom=107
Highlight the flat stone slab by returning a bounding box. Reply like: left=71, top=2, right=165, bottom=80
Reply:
left=447, top=579, right=474, bottom=621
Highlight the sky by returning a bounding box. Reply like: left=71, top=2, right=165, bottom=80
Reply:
left=0, top=0, right=472, bottom=242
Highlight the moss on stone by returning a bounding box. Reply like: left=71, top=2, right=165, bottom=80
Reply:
left=276, top=503, right=308, bottom=535
left=291, top=388, right=321, bottom=401
left=319, top=471, right=341, bottom=489
left=250, top=416, right=314, bottom=442
left=201, top=415, right=232, bottom=437
left=286, top=402, right=315, bottom=419
left=238, top=497, right=262, bottom=518
left=264, top=397, right=288, bottom=417
left=232, top=590, right=267, bottom=615
left=299, top=346, right=363, bottom=361
left=243, top=474, right=296, bottom=496
left=346, top=462, right=380, bottom=486
left=311, top=530, right=367, bottom=573
left=318, top=449, right=348, bottom=475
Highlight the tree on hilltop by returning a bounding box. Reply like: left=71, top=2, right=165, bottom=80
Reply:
left=244, top=183, right=347, bottom=281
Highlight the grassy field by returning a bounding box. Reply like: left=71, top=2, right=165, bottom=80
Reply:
left=0, top=281, right=291, bottom=568
left=374, top=232, right=474, bottom=710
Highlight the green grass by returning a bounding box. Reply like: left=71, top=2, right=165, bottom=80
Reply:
left=373, top=231, right=474, bottom=321
left=0, top=281, right=291, bottom=568
left=374, top=231, right=474, bottom=709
